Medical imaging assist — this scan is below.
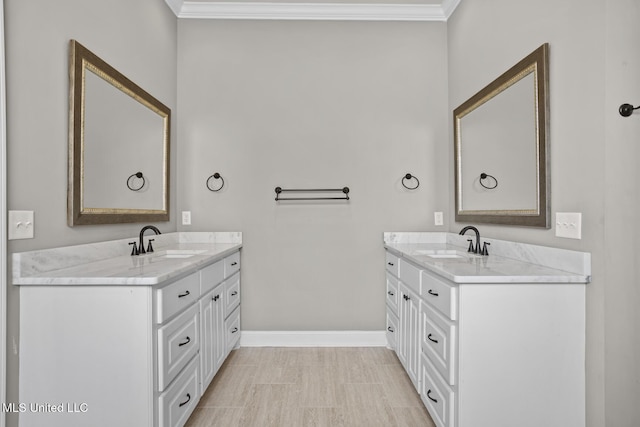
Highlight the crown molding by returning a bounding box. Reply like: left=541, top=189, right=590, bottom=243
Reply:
left=165, top=0, right=461, bottom=21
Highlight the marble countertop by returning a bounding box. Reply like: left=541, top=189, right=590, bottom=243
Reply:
left=384, top=232, right=591, bottom=284
left=13, top=232, right=242, bottom=286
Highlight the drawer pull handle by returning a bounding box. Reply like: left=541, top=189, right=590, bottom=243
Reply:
left=387, top=326, right=394, bottom=333
left=179, top=393, right=191, bottom=407
left=427, top=389, right=438, bottom=403
left=178, top=290, right=190, bottom=298
left=178, top=336, right=191, bottom=347
left=387, top=262, right=394, bottom=266
left=428, top=289, right=439, bottom=297
left=427, top=333, right=438, bottom=344
left=387, top=291, right=394, bottom=296
left=231, top=261, right=238, bottom=266
left=231, top=291, right=238, bottom=296
left=231, top=327, right=238, bottom=333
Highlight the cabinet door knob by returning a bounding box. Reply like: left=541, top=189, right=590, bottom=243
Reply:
left=427, top=289, right=439, bottom=297
left=427, top=333, right=438, bottom=344
left=178, top=336, right=191, bottom=347
left=178, top=393, right=191, bottom=407
left=403, top=294, right=410, bottom=301
left=387, top=326, right=394, bottom=333
left=427, top=389, right=438, bottom=403
left=178, top=290, right=190, bottom=298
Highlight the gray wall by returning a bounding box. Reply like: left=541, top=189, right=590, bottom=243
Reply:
left=4, top=0, right=177, bottom=425
left=5, top=1, right=640, bottom=426
left=449, top=0, right=640, bottom=425
left=603, top=0, right=640, bottom=425
left=176, top=20, right=449, bottom=331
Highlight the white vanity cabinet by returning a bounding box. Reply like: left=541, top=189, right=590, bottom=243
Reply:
left=384, top=247, right=587, bottom=427
left=18, top=248, right=242, bottom=427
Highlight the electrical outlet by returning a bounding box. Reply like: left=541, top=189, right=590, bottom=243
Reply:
left=555, top=212, right=582, bottom=239
left=434, top=211, right=444, bottom=226
left=8, top=210, right=34, bottom=240
left=181, top=211, right=191, bottom=225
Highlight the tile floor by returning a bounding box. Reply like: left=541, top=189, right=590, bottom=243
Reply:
left=185, top=347, right=435, bottom=426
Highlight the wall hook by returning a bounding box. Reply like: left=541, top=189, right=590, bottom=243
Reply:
left=479, top=172, right=498, bottom=189
left=127, top=172, right=145, bottom=191
left=619, top=103, right=640, bottom=117
left=401, top=173, right=420, bottom=190
left=206, top=172, right=225, bottom=192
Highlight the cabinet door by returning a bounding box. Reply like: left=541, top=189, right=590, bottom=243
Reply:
left=399, top=283, right=420, bottom=390
left=406, top=288, right=421, bottom=389
left=199, top=290, right=215, bottom=393
left=225, top=305, right=241, bottom=356
left=200, top=284, right=225, bottom=394
left=212, top=284, right=226, bottom=374
left=223, top=272, right=241, bottom=318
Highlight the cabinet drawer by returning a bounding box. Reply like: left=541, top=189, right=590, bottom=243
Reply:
left=224, top=251, right=240, bottom=278
left=223, top=272, right=240, bottom=318
left=399, top=259, right=421, bottom=295
left=156, top=273, right=200, bottom=324
left=158, top=304, right=200, bottom=391
left=225, top=305, right=241, bottom=353
left=200, top=260, right=224, bottom=295
left=421, top=301, right=457, bottom=386
left=385, top=251, right=399, bottom=277
left=386, top=309, right=399, bottom=351
left=421, top=270, right=457, bottom=320
left=158, top=355, right=200, bottom=427
left=421, top=353, right=455, bottom=427
left=386, top=273, right=399, bottom=316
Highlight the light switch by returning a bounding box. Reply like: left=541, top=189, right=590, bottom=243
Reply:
left=555, top=212, right=582, bottom=239
left=181, top=211, right=191, bottom=225
left=434, top=211, right=444, bottom=226
left=9, top=210, right=34, bottom=240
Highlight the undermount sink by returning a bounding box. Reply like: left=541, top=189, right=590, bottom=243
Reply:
left=150, top=249, right=207, bottom=259
left=414, top=249, right=475, bottom=259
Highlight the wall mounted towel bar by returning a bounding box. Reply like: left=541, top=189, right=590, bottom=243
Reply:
left=275, top=187, right=350, bottom=201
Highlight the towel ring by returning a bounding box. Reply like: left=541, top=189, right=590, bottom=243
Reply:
left=206, top=173, right=225, bottom=192
left=402, top=173, right=420, bottom=190
left=127, top=172, right=145, bottom=191
left=479, top=173, right=498, bottom=189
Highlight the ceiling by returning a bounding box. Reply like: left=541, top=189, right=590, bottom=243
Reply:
left=163, top=0, right=461, bottom=21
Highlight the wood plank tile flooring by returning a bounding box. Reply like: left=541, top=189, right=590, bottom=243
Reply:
left=185, top=347, right=435, bottom=427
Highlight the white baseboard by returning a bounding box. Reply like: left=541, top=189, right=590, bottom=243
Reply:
left=240, top=330, right=387, bottom=347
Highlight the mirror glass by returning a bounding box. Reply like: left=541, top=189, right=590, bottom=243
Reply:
left=454, top=44, right=549, bottom=227
left=68, top=40, right=170, bottom=225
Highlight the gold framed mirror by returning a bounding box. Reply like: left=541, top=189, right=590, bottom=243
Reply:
left=68, top=40, right=170, bottom=226
left=454, top=43, right=549, bottom=228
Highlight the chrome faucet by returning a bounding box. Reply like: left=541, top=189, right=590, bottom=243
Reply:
left=459, top=225, right=489, bottom=255
left=138, top=225, right=161, bottom=255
